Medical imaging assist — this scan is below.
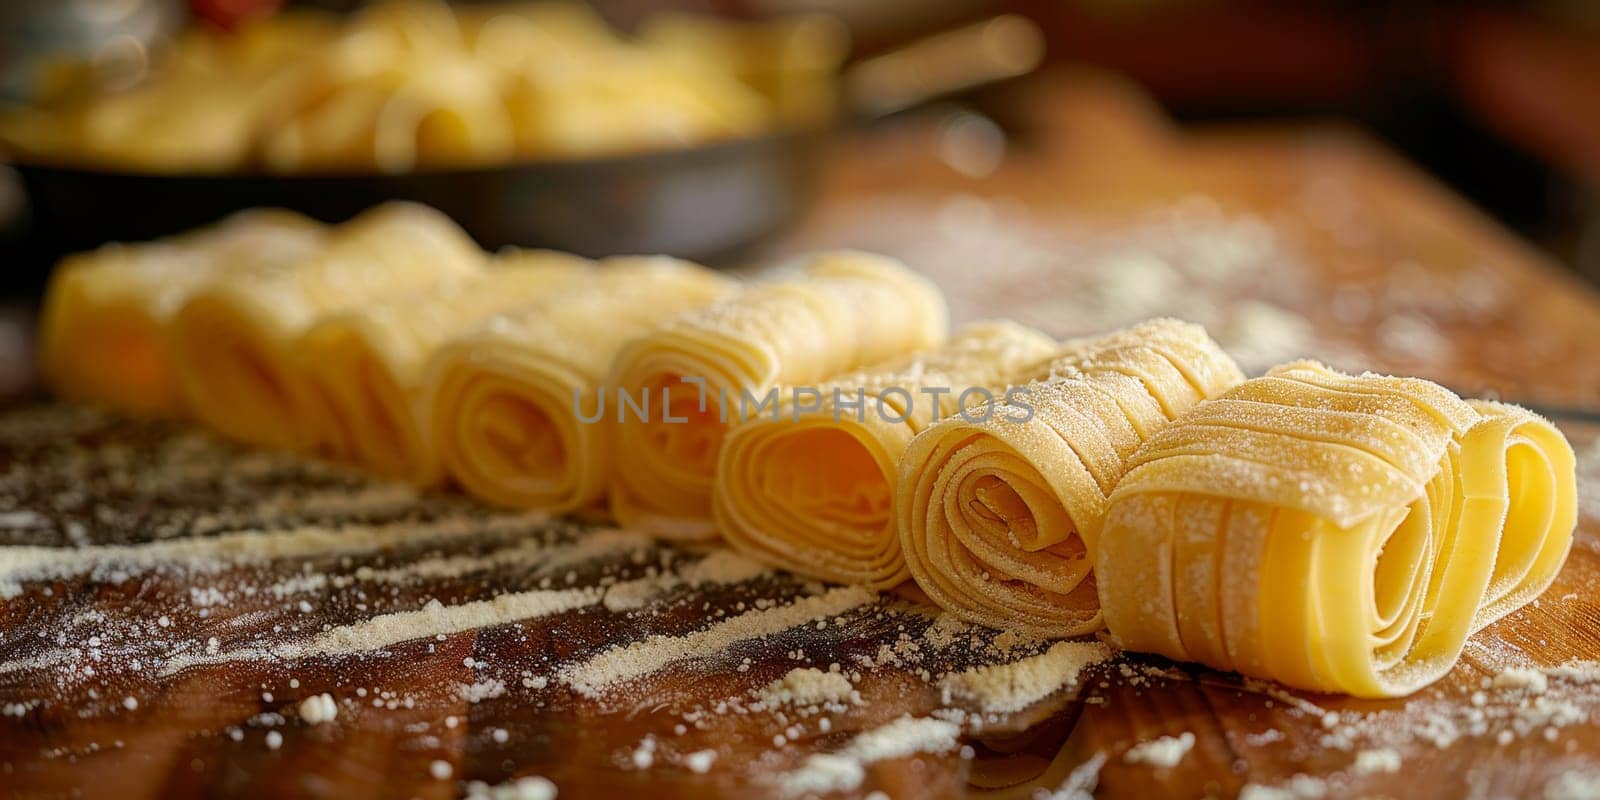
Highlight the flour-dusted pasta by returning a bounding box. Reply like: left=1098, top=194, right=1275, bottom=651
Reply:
left=38, top=209, right=327, bottom=417
left=170, top=202, right=485, bottom=451
left=715, top=321, right=1057, bottom=588
left=896, top=319, right=1244, bottom=637
left=1097, top=361, right=1576, bottom=697
left=609, top=251, right=948, bottom=540
left=427, top=257, right=737, bottom=513
left=299, top=249, right=593, bottom=482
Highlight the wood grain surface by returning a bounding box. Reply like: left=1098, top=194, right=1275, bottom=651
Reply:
left=3, top=71, right=1599, bottom=800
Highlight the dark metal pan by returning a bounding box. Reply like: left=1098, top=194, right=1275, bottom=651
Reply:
left=15, top=128, right=821, bottom=262
left=6, top=15, right=1042, bottom=269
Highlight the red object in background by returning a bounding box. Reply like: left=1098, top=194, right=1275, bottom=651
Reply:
left=1451, top=10, right=1600, bottom=187
left=1007, top=0, right=1382, bottom=110
left=190, top=0, right=283, bottom=30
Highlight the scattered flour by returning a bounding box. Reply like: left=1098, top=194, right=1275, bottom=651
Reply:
left=1548, top=660, right=1600, bottom=684
left=7, top=403, right=1593, bottom=794
left=679, top=549, right=770, bottom=586
left=460, top=680, right=507, bottom=703
left=919, top=614, right=973, bottom=649
left=1575, top=437, right=1600, bottom=522
left=563, top=586, right=876, bottom=698
left=0, top=510, right=48, bottom=529
left=684, top=750, right=717, bottom=774
left=939, top=640, right=1112, bottom=713
left=776, top=716, right=960, bottom=797
left=296, top=694, right=337, bottom=725
left=1351, top=748, right=1401, bottom=776
left=464, top=777, right=558, bottom=800
left=759, top=667, right=857, bottom=708
left=1494, top=667, right=1550, bottom=694
left=1124, top=732, right=1195, bottom=768
left=1217, top=300, right=1315, bottom=373
left=1545, top=770, right=1600, bottom=800
left=1239, top=774, right=1328, bottom=800
left=630, top=736, right=656, bottom=770
left=1044, top=751, right=1107, bottom=800
left=161, top=588, right=602, bottom=675
left=0, top=512, right=556, bottom=599
left=600, top=549, right=770, bottom=612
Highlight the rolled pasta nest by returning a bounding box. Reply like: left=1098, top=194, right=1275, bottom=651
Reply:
left=34, top=206, right=1585, bottom=702
left=37, top=209, right=325, bottom=417
left=169, top=202, right=484, bottom=451
left=896, top=319, right=1245, bottom=637
left=608, top=251, right=948, bottom=540
left=1097, top=361, right=1577, bottom=697
left=428, top=258, right=738, bottom=513
left=299, top=249, right=593, bottom=484
left=715, top=321, right=1058, bottom=589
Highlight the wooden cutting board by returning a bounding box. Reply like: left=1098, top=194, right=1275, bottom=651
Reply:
left=3, top=70, right=1599, bottom=799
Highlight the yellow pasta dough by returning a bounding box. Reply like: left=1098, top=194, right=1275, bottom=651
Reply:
left=1097, top=361, right=1576, bottom=697
left=263, top=53, right=519, bottom=174
left=298, top=249, right=594, bottom=483
left=503, top=52, right=771, bottom=160
left=37, top=209, right=327, bottom=417
left=428, top=257, right=738, bottom=513
left=0, top=13, right=340, bottom=172
left=638, top=13, right=847, bottom=128
left=0, top=2, right=840, bottom=173
left=715, top=321, right=1057, bottom=588
left=608, top=251, right=948, bottom=540
left=896, top=319, right=1244, bottom=637
left=170, top=202, right=485, bottom=451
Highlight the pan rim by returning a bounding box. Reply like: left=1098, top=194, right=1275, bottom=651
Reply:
left=4, top=127, right=824, bottom=183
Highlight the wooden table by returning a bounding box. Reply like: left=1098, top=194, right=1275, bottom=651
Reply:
left=3, top=71, right=1599, bottom=799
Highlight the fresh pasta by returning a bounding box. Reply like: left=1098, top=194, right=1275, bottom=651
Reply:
left=37, top=209, right=326, bottom=417
left=1096, top=361, right=1576, bottom=697
left=714, top=321, right=1057, bottom=588
left=609, top=251, right=949, bottom=540
left=298, top=248, right=593, bottom=483
left=170, top=202, right=484, bottom=451
left=35, top=198, right=1584, bottom=703
left=896, top=319, right=1244, bottom=637
left=0, top=2, right=845, bottom=173
left=638, top=13, right=847, bottom=131
left=0, top=15, right=340, bottom=172
left=428, top=257, right=738, bottom=513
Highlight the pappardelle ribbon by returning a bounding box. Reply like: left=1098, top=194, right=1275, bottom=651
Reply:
left=1097, top=361, right=1576, bottom=697
left=896, top=319, right=1245, bottom=637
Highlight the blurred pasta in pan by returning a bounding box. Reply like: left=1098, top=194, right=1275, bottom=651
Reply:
left=0, top=1, right=846, bottom=174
